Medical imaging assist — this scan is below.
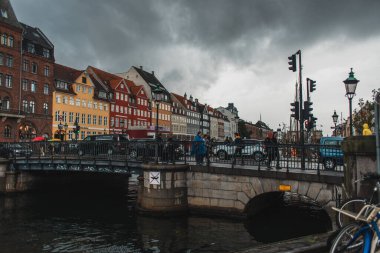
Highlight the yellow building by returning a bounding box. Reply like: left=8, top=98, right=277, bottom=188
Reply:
left=52, top=64, right=111, bottom=140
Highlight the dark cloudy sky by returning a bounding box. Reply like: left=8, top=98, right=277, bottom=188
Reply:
left=12, top=0, right=380, bottom=134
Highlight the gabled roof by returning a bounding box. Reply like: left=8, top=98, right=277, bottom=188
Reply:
left=171, top=93, right=198, bottom=112
left=131, top=85, right=144, bottom=97
left=132, top=66, right=170, bottom=94
left=54, top=63, right=82, bottom=83
left=20, top=22, right=54, bottom=49
left=87, top=66, right=117, bottom=93
left=0, top=0, right=22, bottom=30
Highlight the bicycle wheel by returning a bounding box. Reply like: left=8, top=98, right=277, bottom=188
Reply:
left=330, top=223, right=364, bottom=253
left=336, top=198, right=367, bottom=228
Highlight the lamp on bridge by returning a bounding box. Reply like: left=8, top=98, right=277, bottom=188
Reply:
left=63, top=122, right=68, bottom=141
left=343, top=68, right=359, bottom=136
left=332, top=110, right=338, bottom=136
left=152, top=85, right=164, bottom=140
left=58, top=121, right=63, bottom=141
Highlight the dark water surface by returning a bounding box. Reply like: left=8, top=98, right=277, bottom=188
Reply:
left=0, top=186, right=257, bottom=253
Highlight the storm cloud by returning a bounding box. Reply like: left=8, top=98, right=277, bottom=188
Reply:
left=12, top=0, right=380, bottom=133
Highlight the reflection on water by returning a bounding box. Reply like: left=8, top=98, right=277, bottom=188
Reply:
left=0, top=188, right=257, bottom=253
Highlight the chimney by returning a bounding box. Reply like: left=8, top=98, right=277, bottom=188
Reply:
left=152, top=71, right=154, bottom=76
left=140, top=66, right=143, bottom=70
left=189, top=95, right=193, bottom=102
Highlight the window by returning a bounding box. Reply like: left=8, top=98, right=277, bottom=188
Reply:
left=5, top=75, right=12, bottom=88
left=111, top=104, right=114, bottom=112
left=88, top=87, right=93, bottom=94
left=63, top=96, right=68, bottom=104
left=28, top=43, right=35, bottom=53
left=23, top=60, right=29, bottom=71
left=75, top=99, right=80, bottom=106
left=75, top=113, right=79, bottom=122
left=22, top=79, right=28, bottom=91
left=43, top=103, right=48, bottom=115
left=8, top=36, right=13, bottom=47
left=0, top=96, right=10, bottom=110
left=55, top=111, right=60, bottom=121
left=104, top=117, right=108, bottom=126
left=87, top=115, right=91, bottom=124
left=69, top=97, right=74, bottom=105
left=82, top=86, right=87, bottom=93
left=87, top=101, right=92, bottom=108
left=82, top=77, right=87, bottom=84
left=44, top=84, right=49, bottom=95
left=31, top=81, right=36, bottom=92
left=3, top=125, right=11, bottom=138
left=82, top=100, right=86, bottom=107
left=111, top=117, right=114, bottom=127
left=63, top=112, right=67, bottom=122
left=32, top=62, right=37, bottom=74
left=99, top=103, right=103, bottom=110
left=29, top=101, right=35, bottom=113
left=1, top=9, right=8, bottom=19
left=6, top=55, right=13, bottom=67
left=69, top=112, right=74, bottom=123
left=82, top=114, right=86, bottom=124
left=81, top=131, right=85, bottom=140
left=121, top=93, right=124, bottom=101
left=76, top=85, right=81, bottom=92
left=94, top=102, right=97, bottom=109
left=116, top=92, right=119, bottom=100
left=115, top=118, right=119, bottom=127
left=104, top=105, right=108, bottom=111
left=44, top=66, right=49, bottom=76
left=43, top=48, right=50, bottom=58
left=116, top=105, right=119, bottom=112
left=1, top=34, right=7, bottom=45
left=93, top=115, right=97, bottom=125
left=0, top=53, right=3, bottom=65
left=22, top=100, right=29, bottom=112
left=99, top=116, right=102, bottom=125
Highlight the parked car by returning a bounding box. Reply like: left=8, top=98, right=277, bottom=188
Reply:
left=77, top=134, right=129, bottom=156
left=0, top=143, right=33, bottom=158
left=212, top=140, right=265, bottom=161
left=319, top=136, right=344, bottom=170
left=128, top=138, right=184, bottom=160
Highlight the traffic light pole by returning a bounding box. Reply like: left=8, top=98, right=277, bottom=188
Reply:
left=297, top=50, right=305, bottom=170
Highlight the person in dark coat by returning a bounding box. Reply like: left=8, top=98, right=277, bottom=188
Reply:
left=264, top=132, right=278, bottom=169
left=232, top=132, right=244, bottom=165
left=191, top=131, right=206, bottom=165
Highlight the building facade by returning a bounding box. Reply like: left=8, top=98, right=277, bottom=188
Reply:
left=170, top=93, right=188, bottom=139
left=0, top=0, right=54, bottom=141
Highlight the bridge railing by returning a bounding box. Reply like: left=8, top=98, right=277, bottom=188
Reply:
left=0, top=140, right=344, bottom=172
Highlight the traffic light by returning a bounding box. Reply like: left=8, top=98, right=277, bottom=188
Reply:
left=309, top=79, right=316, bottom=92
left=308, top=116, right=317, bottom=131
left=290, top=101, right=300, bottom=120
left=74, top=125, right=81, bottom=134
left=303, top=101, right=313, bottom=120
left=288, top=54, right=297, bottom=72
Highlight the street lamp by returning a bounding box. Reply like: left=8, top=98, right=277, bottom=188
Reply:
left=58, top=121, right=63, bottom=140
left=63, top=122, right=68, bottom=141
left=332, top=110, right=338, bottom=136
left=152, top=85, right=164, bottom=139
left=343, top=68, right=359, bottom=136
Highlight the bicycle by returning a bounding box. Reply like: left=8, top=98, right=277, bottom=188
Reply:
left=330, top=204, right=380, bottom=253
left=336, top=173, right=380, bottom=228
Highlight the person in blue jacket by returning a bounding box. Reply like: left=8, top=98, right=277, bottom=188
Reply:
left=191, top=131, right=206, bottom=165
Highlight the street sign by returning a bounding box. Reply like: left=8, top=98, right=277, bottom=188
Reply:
left=149, top=171, right=160, bottom=185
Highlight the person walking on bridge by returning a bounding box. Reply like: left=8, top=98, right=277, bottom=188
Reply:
left=191, top=131, right=206, bottom=165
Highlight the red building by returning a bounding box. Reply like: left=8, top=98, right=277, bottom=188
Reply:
left=0, top=0, right=54, bottom=141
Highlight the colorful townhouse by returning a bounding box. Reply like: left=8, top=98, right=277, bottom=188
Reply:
left=88, top=66, right=151, bottom=138
left=0, top=0, right=54, bottom=141
left=170, top=93, right=188, bottom=140
left=117, top=66, right=172, bottom=138
left=52, top=64, right=111, bottom=140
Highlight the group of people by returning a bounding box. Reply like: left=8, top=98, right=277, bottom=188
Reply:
left=190, top=131, right=211, bottom=165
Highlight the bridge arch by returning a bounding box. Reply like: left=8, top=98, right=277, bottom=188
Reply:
left=243, top=191, right=332, bottom=243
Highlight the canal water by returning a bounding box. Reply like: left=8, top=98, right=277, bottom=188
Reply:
left=0, top=176, right=332, bottom=253
left=0, top=177, right=258, bottom=253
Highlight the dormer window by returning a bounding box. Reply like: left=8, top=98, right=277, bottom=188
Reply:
left=43, top=48, right=50, bottom=58
left=27, top=43, right=35, bottom=54
left=82, top=77, right=87, bottom=83
left=0, top=9, right=8, bottom=18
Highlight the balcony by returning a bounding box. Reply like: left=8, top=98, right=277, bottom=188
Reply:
left=0, top=107, right=25, bottom=120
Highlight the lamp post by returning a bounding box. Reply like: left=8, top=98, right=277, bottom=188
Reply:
left=343, top=68, right=359, bottom=136
left=152, top=85, right=164, bottom=139
left=63, top=122, right=68, bottom=141
left=58, top=121, right=63, bottom=141
left=332, top=110, right=339, bottom=136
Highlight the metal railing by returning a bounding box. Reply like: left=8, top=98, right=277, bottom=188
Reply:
left=0, top=140, right=344, bottom=172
